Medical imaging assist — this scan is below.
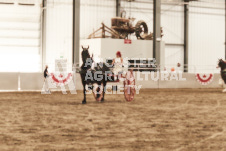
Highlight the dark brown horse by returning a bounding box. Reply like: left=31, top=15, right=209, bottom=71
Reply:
left=218, top=59, right=226, bottom=92
left=80, top=46, right=112, bottom=104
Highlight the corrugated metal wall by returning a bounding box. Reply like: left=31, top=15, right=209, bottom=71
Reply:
left=161, top=3, right=184, bottom=71
left=119, top=0, right=225, bottom=73
left=80, top=0, right=116, bottom=39
left=119, top=1, right=184, bottom=71
left=45, top=0, right=73, bottom=70
left=188, top=0, right=225, bottom=73
left=45, top=0, right=115, bottom=69
left=0, top=0, right=42, bottom=72
left=0, top=0, right=224, bottom=73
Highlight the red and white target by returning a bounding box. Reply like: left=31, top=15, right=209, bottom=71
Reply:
left=51, top=73, right=73, bottom=86
left=196, top=73, right=214, bottom=85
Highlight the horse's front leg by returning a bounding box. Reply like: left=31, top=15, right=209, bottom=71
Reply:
left=222, top=76, right=226, bottom=92
left=82, top=82, right=87, bottom=104
left=101, top=81, right=107, bottom=102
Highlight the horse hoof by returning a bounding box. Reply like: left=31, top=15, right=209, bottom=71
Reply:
left=101, top=98, right=104, bottom=102
left=96, top=97, right=102, bottom=102
left=82, top=101, right=86, bottom=104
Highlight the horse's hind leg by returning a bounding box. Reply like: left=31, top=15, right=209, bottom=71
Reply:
left=96, top=85, right=101, bottom=100
left=82, top=82, right=87, bottom=104
left=95, top=82, right=103, bottom=101
left=222, top=85, right=226, bottom=92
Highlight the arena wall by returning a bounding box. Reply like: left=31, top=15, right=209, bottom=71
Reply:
left=0, top=72, right=222, bottom=91
left=135, top=72, right=221, bottom=89
left=0, top=73, right=18, bottom=90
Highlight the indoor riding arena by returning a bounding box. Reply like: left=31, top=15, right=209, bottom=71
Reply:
left=0, top=0, right=226, bottom=151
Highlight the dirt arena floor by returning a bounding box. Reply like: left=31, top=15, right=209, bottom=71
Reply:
left=0, top=89, right=226, bottom=151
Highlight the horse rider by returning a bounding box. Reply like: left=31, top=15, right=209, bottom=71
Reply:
left=112, top=51, right=123, bottom=80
